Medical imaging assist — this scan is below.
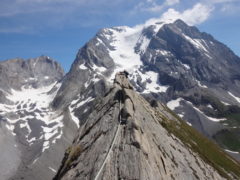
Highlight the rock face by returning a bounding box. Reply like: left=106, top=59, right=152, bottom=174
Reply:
left=54, top=19, right=240, bottom=160
left=2, top=18, right=240, bottom=180
left=143, top=20, right=240, bottom=160
left=0, top=56, right=63, bottom=92
left=0, top=56, right=78, bottom=180
left=54, top=73, right=240, bottom=180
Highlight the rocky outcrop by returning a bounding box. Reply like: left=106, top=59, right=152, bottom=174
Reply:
left=53, top=19, right=240, bottom=160
left=2, top=18, right=240, bottom=180
left=0, top=57, right=78, bottom=180
left=54, top=73, right=240, bottom=180
left=52, top=42, right=113, bottom=110
left=0, top=56, right=64, bottom=93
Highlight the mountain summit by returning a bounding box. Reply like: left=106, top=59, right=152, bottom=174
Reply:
left=53, top=19, right=240, bottom=160
left=1, top=19, right=240, bottom=180
left=0, top=56, right=77, bottom=180
left=54, top=72, right=240, bottom=180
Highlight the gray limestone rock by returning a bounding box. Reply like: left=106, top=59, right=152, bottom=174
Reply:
left=2, top=18, right=240, bottom=180
left=0, top=56, right=78, bottom=180
left=0, top=56, right=64, bottom=93
left=54, top=73, right=240, bottom=180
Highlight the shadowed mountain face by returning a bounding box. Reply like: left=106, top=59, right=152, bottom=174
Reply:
left=1, top=19, right=240, bottom=180
left=54, top=73, right=240, bottom=180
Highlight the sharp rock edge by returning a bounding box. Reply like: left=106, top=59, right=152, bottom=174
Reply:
left=54, top=73, right=240, bottom=180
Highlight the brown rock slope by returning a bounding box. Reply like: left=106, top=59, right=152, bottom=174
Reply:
left=54, top=72, right=240, bottom=180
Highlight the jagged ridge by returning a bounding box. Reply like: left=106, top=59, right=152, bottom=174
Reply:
left=52, top=19, right=240, bottom=161
left=54, top=73, right=240, bottom=180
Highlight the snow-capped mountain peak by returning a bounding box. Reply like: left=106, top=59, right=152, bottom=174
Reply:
left=2, top=19, right=240, bottom=180
left=57, top=18, right=240, bottom=163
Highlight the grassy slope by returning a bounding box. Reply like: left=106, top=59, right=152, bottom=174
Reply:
left=187, top=93, right=240, bottom=152
left=155, top=105, right=240, bottom=179
left=213, top=129, right=240, bottom=151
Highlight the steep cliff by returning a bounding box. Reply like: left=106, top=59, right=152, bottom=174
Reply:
left=54, top=73, right=240, bottom=180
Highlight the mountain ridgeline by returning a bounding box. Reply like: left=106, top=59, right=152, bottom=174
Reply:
left=53, top=19, right=240, bottom=160
left=54, top=72, right=240, bottom=180
left=0, top=19, right=240, bottom=180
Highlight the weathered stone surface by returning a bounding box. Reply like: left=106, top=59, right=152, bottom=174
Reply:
left=2, top=18, right=240, bottom=180
left=0, top=57, right=78, bottom=180
left=0, top=56, right=64, bottom=93
left=53, top=19, right=240, bottom=162
left=54, top=74, right=239, bottom=180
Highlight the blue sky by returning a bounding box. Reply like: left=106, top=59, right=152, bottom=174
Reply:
left=0, top=0, right=240, bottom=72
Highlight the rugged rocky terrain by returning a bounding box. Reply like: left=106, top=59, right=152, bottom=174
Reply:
left=1, top=18, right=240, bottom=180
left=54, top=73, right=240, bottom=180
left=55, top=18, right=240, bottom=160
left=0, top=56, right=77, bottom=180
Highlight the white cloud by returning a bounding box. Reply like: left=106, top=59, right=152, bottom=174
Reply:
left=148, top=5, right=164, bottom=12
left=165, top=0, right=180, bottom=6
left=200, top=0, right=240, bottom=15
left=140, top=2, right=213, bottom=28
left=0, top=0, right=239, bottom=34
left=208, top=0, right=240, bottom=14
left=220, top=2, right=240, bottom=13
left=160, top=3, right=213, bottom=25
left=135, top=0, right=180, bottom=13
left=207, top=0, right=237, bottom=4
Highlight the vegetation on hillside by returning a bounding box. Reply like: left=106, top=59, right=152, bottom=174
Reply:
left=155, top=105, right=240, bottom=179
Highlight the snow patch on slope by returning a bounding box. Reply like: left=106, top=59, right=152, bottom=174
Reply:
left=91, top=64, right=107, bottom=73
left=224, top=149, right=239, bottom=154
left=49, top=167, right=57, bottom=173
left=221, top=101, right=230, bottom=106
left=167, top=98, right=183, bottom=110
left=106, top=19, right=173, bottom=81
left=228, top=92, right=240, bottom=104
left=42, top=114, right=64, bottom=152
left=186, top=101, right=226, bottom=122
left=138, top=36, right=151, bottom=54
left=69, top=107, right=80, bottom=128
left=68, top=95, right=95, bottom=128
left=182, top=34, right=212, bottom=59
left=156, top=50, right=173, bottom=57
left=196, top=80, right=207, bottom=88
left=108, top=26, right=143, bottom=79
left=75, top=97, right=94, bottom=109
left=135, top=71, right=169, bottom=93
left=0, top=82, right=64, bottom=152
left=7, top=84, right=57, bottom=107
left=182, top=64, right=190, bottom=70
left=187, top=122, right=192, bottom=126
left=207, top=104, right=214, bottom=109
left=143, top=18, right=174, bottom=33
left=183, top=34, right=208, bottom=52
left=96, top=19, right=177, bottom=95
left=79, top=63, right=88, bottom=70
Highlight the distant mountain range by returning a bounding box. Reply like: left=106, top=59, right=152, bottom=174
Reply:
left=0, top=19, right=240, bottom=180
